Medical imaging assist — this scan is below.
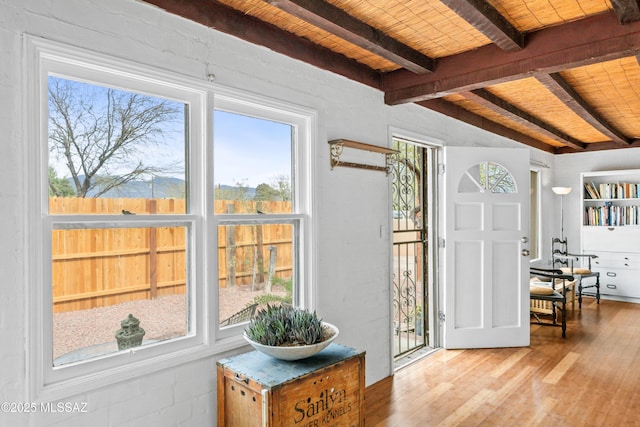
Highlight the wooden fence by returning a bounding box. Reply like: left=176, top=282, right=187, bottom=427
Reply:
left=50, top=197, right=293, bottom=313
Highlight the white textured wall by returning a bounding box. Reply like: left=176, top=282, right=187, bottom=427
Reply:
left=0, top=0, right=556, bottom=425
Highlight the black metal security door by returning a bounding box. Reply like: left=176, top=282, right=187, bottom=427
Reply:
left=391, top=139, right=433, bottom=358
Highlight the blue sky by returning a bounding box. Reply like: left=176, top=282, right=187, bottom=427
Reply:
left=214, top=110, right=292, bottom=188
left=48, top=77, right=292, bottom=189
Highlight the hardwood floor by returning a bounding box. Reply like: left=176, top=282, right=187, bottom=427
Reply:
left=365, top=297, right=640, bottom=426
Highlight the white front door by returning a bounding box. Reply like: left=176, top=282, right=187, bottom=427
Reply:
left=443, top=147, right=530, bottom=349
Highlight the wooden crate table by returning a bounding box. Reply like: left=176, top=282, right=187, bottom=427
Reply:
left=217, top=343, right=365, bottom=427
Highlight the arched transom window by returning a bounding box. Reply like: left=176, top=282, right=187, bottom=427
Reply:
left=458, top=162, right=516, bottom=193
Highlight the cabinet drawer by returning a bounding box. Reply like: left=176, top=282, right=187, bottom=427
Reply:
left=616, top=253, right=640, bottom=266
left=582, top=252, right=612, bottom=269
left=587, top=251, right=613, bottom=263
left=592, top=253, right=640, bottom=269
left=592, top=268, right=640, bottom=298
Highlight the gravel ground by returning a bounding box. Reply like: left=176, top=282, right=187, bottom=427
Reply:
left=53, top=284, right=288, bottom=360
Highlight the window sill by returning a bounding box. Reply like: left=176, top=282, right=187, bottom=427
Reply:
left=34, top=334, right=252, bottom=402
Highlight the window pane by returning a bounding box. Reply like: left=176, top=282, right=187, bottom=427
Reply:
left=458, top=166, right=484, bottom=193
left=48, top=76, right=187, bottom=213
left=52, top=226, right=189, bottom=366
left=218, top=224, right=294, bottom=326
left=213, top=110, right=292, bottom=214
left=458, top=162, right=516, bottom=193
left=487, top=163, right=516, bottom=193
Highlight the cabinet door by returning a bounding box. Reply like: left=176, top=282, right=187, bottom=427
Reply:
left=582, top=227, right=640, bottom=253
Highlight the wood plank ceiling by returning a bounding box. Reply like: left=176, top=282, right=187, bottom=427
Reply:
left=142, top=0, right=640, bottom=154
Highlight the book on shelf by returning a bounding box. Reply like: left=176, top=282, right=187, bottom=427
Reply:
left=591, top=182, right=640, bottom=199
left=584, top=182, right=600, bottom=199
left=584, top=203, right=640, bottom=226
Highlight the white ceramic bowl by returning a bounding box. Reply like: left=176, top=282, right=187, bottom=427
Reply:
left=243, top=322, right=339, bottom=361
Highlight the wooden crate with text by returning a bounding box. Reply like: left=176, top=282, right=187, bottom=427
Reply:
left=217, top=344, right=365, bottom=427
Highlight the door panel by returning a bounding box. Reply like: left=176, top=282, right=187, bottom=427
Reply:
left=453, top=240, right=482, bottom=329
left=443, top=147, right=530, bottom=349
left=492, top=240, right=520, bottom=327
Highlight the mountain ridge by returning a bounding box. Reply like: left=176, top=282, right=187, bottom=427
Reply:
left=68, top=176, right=256, bottom=198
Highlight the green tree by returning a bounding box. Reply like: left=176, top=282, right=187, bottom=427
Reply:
left=215, top=181, right=251, bottom=201
left=271, top=175, right=291, bottom=201
left=48, top=166, right=76, bottom=197
left=254, top=183, right=279, bottom=201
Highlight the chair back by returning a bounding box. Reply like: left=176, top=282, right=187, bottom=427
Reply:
left=551, top=237, right=569, bottom=268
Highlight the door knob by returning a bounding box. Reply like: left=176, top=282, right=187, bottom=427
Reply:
left=521, top=236, right=529, bottom=243
left=522, top=249, right=530, bottom=256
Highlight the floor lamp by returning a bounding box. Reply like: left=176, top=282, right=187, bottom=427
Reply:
left=552, top=186, right=572, bottom=241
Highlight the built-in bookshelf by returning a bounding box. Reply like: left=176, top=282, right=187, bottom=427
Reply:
left=581, top=169, right=640, bottom=302
left=582, top=170, right=640, bottom=227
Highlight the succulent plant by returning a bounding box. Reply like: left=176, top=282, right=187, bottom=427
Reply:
left=245, top=304, right=328, bottom=346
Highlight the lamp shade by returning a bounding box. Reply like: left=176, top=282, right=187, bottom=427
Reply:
left=552, top=186, right=572, bottom=195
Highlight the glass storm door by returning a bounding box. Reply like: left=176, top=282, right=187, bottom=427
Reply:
left=391, top=139, right=436, bottom=358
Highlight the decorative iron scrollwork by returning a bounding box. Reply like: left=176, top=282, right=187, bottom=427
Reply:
left=329, top=139, right=398, bottom=174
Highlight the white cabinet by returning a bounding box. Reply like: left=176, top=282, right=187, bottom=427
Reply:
left=586, top=247, right=640, bottom=299
left=581, top=170, right=640, bottom=302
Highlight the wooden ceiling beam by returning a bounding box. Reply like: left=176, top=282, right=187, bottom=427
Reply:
left=141, top=0, right=640, bottom=155
left=264, top=0, right=434, bottom=74
left=462, top=89, right=587, bottom=150
left=440, top=0, right=524, bottom=51
left=555, top=139, right=640, bottom=154
left=140, top=0, right=383, bottom=89
left=535, top=73, right=630, bottom=147
left=384, top=12, right=640, bottom=105
left=417, top=99, right=555, bottom=153
left=611, top=0, right=640, bottom=24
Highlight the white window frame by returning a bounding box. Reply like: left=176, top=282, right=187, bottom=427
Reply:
left=24, top=35, right=315, bottom=401
left=530, top=168, right=542, bottom=263
left=210, top=91, right=316, bottom=341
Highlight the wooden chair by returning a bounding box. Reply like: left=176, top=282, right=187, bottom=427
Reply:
left=530, top=275, right=577, bottom=312
left=530, top=267, right=574, bottom=338
left=552, top=237, right=600, bottom=308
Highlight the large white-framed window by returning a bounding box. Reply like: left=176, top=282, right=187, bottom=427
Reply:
left=25, top=36, right=314, bottom=401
